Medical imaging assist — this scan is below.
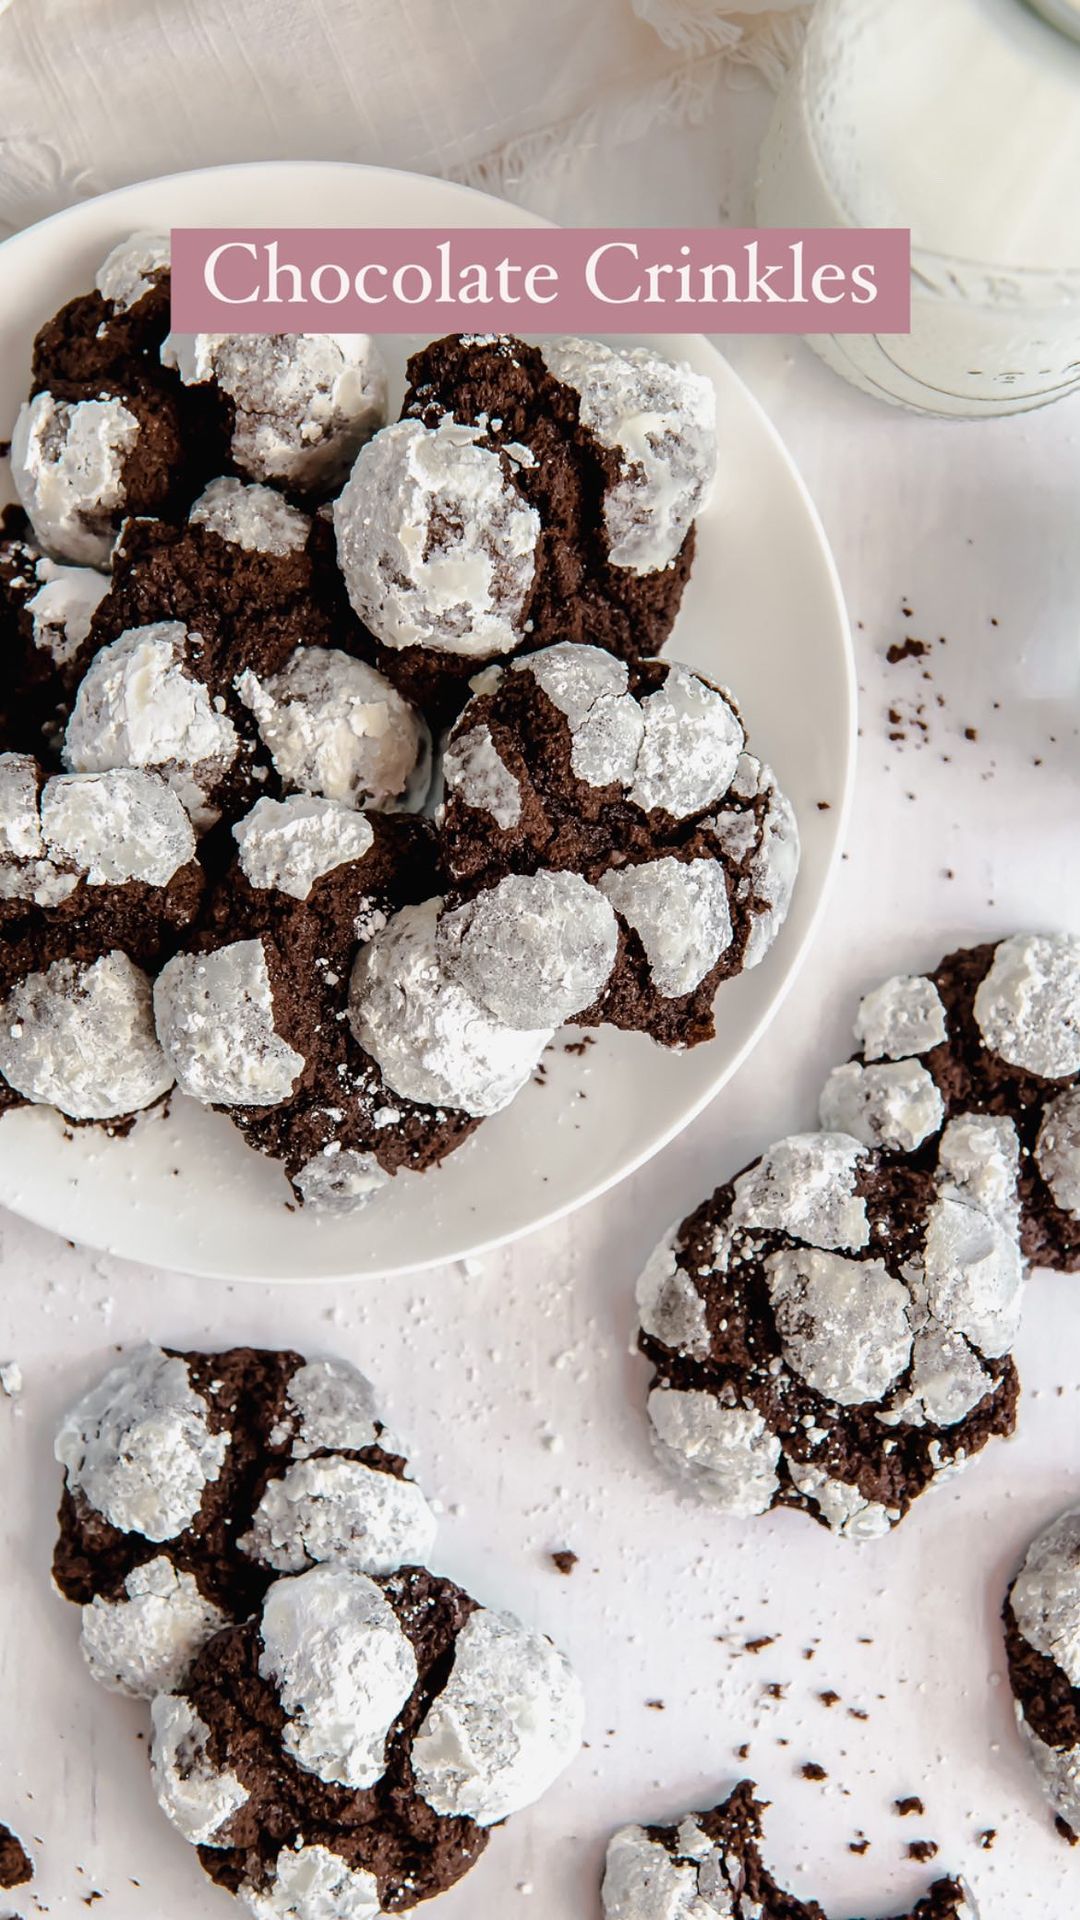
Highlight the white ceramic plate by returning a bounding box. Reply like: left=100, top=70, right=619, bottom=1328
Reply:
left=0, top=161, right=854, bottom=1280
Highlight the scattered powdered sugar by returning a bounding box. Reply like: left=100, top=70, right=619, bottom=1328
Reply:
left=293, top=1147, right=390, bottom=1214
left=0, top=950, right=173, bottom=1120
left=258, top=1566, right=418, bottom=1789
left=238, top=648, right=429, bottom=813
left=819, top=1058, right=945, bottom=1153
left=40, top=767, right=196, bottom=886
left=854, top=973, right=948, bottom=1062
left=286, top=1359, right=381, bottom=1458
left=1036, top=1088, right=1080, bottom=1219
left=190, top=476, right=311, bottom=557
left=349, top=899, right=551, bottom=1117
left=55, top=1343, right=227, bottom=1540
left=25, top=556, right=108, bottom=666
left=243, top=1844, right=381, bottom=1920
left=973, top=932, right=1080, bottom=1078
left=730, top=1132, right=870, bottom=1252
left=333, top=416, right=540, bottom=657
left=151, top=1693, right=250, bottom=1846
left=65, top=620, right=239, bottom=828
left=154, top=938, right=305, bottom=1108
left=437, top=872, right=618, bottom=1029
left=80, top=1557, right=228, bottom=1698
left=519, top=644, right=644, bottom=789
left=635, top=1228, right=711, bottom=1359
left=233, top=794, right=375, bottom=900
left=96, top=230, right=170, bottom=312
left=629, top=666, right=743, bottom=818
left=539, top=337, right=717, bottom=574
left=411, top=1606, right=584, bottom=1825
left=241, top=1457, right=436, bottom=1578
left=766, top=1247, right=913, bottom=1405
left=599, top=857, right=732, bottom=999
left=646, top=1388, right=781, bottom=1517
left=1010, top=1505, right=1080, bottom=1688
left=10, top=389, right=139, bottom=565
left=442, top=722, right=522, bottom=828
left=162, top=333, right=387, bottom=490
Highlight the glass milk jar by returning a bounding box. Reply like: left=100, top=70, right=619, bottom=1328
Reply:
left=755, top=0, right=1080, bottom=416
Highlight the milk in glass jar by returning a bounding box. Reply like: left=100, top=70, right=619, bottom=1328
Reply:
left=755, top=0, right=1080, bottom=416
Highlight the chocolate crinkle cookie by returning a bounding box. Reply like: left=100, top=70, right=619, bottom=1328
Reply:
left=1003, top=1503, right=1080, bottom=1840
left=819, top=935, right=1080, bottom=1272
left=52, top=1343, right=436, bottom=1700
left=0, top=1822, right=33, bottom=1891
left=0, top=515, right=108, bottom=756
left=427, top=640, right=799, bottom=1048
left=602, top=1781, right=978, bottom=1920
left=30, top=231, right=173, bottom=394
left=637, top=1123, right=1022, bottom=1537
left=332, top=331, right=716, bottom=710
left=153, top=807, right=478, bottom=1209
left=66, top=491, right=430, bottom=834
left=150, top=1561, right=584, bottom=1917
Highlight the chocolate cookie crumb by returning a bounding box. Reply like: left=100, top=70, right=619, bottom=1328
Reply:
left=0, top=1825, right=32, bottom=1889
left=977, top=1830, right=996, bottom=1850
left=896, top=1797, right=925, bottom=1818
left=801, top=1763, right=827, bottom=1781
left=819, top=1690, right=841, bottom=1708
left=908, top=1841, right=939, bottom=1863
left=550, top=1550, right=578, bottom=1576
left=744, top=1635, right=776, bottom=1654
left=887, top=637, right=929, bottom=663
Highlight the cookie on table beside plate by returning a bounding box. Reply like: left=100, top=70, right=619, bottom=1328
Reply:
left=1003, top=1503, right=1080, bottom=1842
left=155, top=803, right=479, bottom=1211
left=333, top=331, right=716, bottom=713
left=637, top=1124, right=1022, bottom=1537
left=602, top=1780, right=978, bottom=1919
left=150, top=1562, right=584, bottom=1917
left=819, top=934, right=1080, bottom=1271
left=53, top=1343, right=436, bottom=1699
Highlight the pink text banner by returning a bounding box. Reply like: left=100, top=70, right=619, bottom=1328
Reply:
left=170, top=227, right=911, bottom=335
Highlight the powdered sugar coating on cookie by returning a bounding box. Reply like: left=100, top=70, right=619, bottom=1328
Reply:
left=258, top=1566, right=418, bottom=1790
left=96, top=231, right=170, bottom=312
left=65, top=620, right=240, bottom=828
left=0, top=752, right=78, bottom=906
left=629, top=666, right=743, bottom=818
left=24, top=557, right=109, bottom=667
left=599, top=857, right=732, bottom=998
left=241, top=1456, right=436, bottom=1579
left=973, top=932, right=1080, bottom=1078
left=730, top=1131, right=870, bottom=1252
left=79, top=1557, right=228, bottom=1698
left=162, top=332, right=387, bottom=490
left=411, top=1606, right=584, bottom=1825
left=190, top=476, right=311, bottom=557
left=820, top=1058, right=945, bottom=1153
left=438, top=871, right=618, bottom=1029
left=40, top=768, right=196, bottom=886
left=767, top=1247, right=913, bottom=1405
left=647, top=1388, right=781, bottom=1516
left=635, top=1229, right=711, bottom=1359
left=154, top=938, right=305, bottom=1108
left=233, top=795, right=375, bottom=900
left=1036, top=1089, right=1080, bottom=1219
left=237, top=648, right=429, bottom=812
left=1010, top=1506, right=1080, bottom=1688
left=333, top=416, right=540, bottom=657
left=151, top=1693, right=250, bottom=1846
left=11, top=389, right=140, bottom=566
left=349, top=899, right=551, bottom=1116
left=243, top=1845, right=381, bottom=1920
left=518, top=644, right=644, bottom=789
left=285, top=1359, right=382, bottom=1458
left=0, top=950, right=173, bottom=1120
left=539, top=337, right=717, bottom=574
left=441, top=723, right=522, bottom=829
left=854, top=973, right=948, bottom=1062
left=55, top=1343, right=227, bottom=1541
left=293, top=1147, right=390, bottom=1215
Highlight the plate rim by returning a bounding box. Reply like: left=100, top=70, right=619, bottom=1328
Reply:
left=0, top=158, right=856, bottom=1281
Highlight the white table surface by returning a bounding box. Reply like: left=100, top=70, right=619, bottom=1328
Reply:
left=3, top=79, right=1080, bottom=1920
